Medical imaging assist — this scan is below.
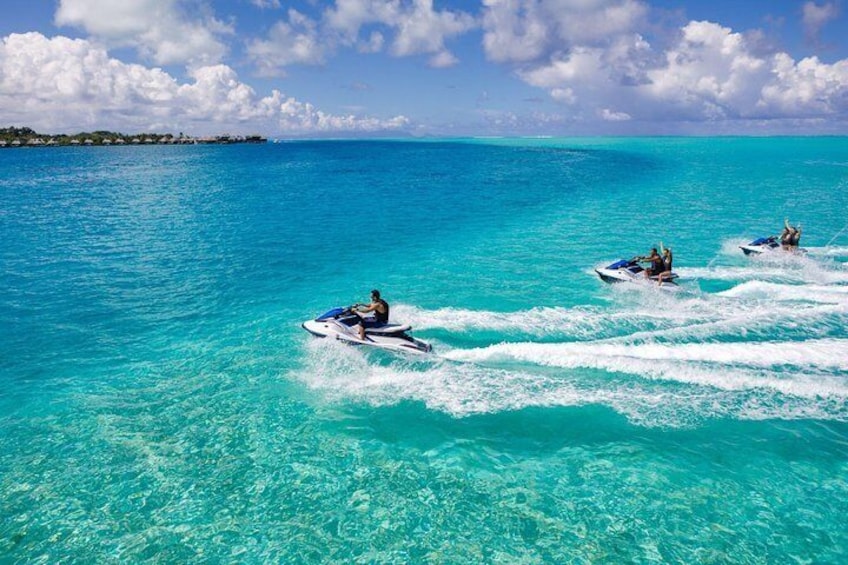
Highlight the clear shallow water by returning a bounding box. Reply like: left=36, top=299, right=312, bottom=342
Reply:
left=1, top=138, right=847, bottom=562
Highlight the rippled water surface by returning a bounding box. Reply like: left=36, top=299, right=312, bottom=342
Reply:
left=1, top=138, right=847, bottom=562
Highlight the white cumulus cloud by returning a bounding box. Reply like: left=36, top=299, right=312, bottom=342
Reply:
left=10, top=1, right=848, bottom=135
left=644, top=21, right=773, bottom=120
left=482, top=0, right=848, bottom=131
left=599, top=108, right=631, bottom=121
left=482, top=0, right=648, bottom=63
left=55, top=0, right=232, bottom=67
left=247, top=0, right=477, bottom=75
left=251, top=0, right=281, bottom=8
left=802, top=1, right=840, bottom=44
left=644, top=21, right=848, bottom=122
left=383, top=0, right=476, bottom=62
left=246, top=9, right=330, bottom=77
left=0, top=32, right=409, bottom=135
left=759, top=53, right=848, bottom=117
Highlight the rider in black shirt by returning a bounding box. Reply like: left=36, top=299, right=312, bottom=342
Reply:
left=640, top=248, right=664, bottom=279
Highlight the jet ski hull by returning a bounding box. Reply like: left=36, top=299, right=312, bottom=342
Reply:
left=302, top=308, right=432, bottom=355
left=595, top=260, right=679, bottom=289
left=740, top=238, right=807, bottom=256
left=740, top=245, right=761, bottom=256
left=595, top=268, right=639, bottom=284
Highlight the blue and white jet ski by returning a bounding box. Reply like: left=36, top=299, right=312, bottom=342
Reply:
left=302, top=307, right=432, bottom=355
left=595, top=258, right=679, bottom=287
left=739, top=236, right=808, bottom=256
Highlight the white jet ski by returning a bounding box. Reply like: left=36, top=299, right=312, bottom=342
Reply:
left=595, top=258, right=679, bottom=288
left=739, top=236, right=807, bottom=256
left=302, top=306, right=432, bottom=355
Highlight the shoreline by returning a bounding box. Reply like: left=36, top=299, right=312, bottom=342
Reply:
left=0, top=134, right=267, bottom=148
left=0, top=127, right=267, bottom=148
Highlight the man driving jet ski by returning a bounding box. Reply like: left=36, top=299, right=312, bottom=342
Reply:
left=638, top=248, right=665, bottom=279
left=351, top=289, right=389, bottom=341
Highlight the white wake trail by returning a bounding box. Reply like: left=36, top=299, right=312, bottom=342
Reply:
left=445, top=338, right=848, bottom=371
left=806, top=245, right=848, bottom=257
left=443, top=339, right=848, bottom=397
left=297, top=335, right=848, bottom=426
left=391, top=304, right=693, bottom=338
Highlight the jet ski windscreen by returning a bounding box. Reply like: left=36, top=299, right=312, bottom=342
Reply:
left=316, top=307, right=346, bottom=321
left=606, top=259, right=633, bottom=269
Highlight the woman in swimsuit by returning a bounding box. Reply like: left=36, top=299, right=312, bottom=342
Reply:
left=657, top=244, right=674, bottom=286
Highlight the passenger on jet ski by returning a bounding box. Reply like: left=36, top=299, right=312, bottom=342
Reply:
left=780, top=218, right=802, bottom=251
left=656, top=244, right=674, bottom=286
left=351, top=289, right=389, bottom=341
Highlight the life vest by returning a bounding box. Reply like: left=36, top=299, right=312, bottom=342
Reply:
left=374, top=299, right=389, bottom=323
left=649, top=255, right=664, bottom=274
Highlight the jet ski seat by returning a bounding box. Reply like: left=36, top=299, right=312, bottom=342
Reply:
left=365, top=324, right=411, bottom=335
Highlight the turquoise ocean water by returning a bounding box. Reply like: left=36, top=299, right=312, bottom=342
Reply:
left=1, top=138, right=847, bottom=562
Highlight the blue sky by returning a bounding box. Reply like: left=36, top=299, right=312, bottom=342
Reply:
left=0, top=0, right=846, bottom=137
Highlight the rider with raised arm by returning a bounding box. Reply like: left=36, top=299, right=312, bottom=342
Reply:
left=656, top=242, right=674, bottom=286
left=781, top=218, right=802, bottom=250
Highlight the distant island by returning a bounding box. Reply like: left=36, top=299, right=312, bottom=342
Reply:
left=0, top=126, right=267, bottom=147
